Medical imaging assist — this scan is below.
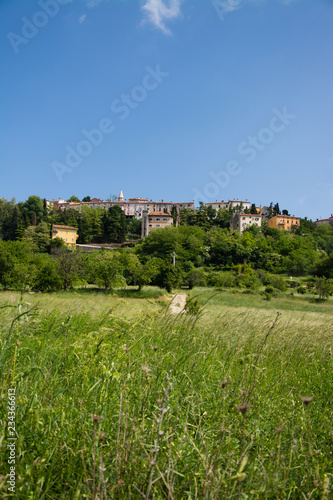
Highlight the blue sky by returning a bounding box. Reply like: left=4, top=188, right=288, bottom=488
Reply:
left=0, top=0, right=332, bottom=220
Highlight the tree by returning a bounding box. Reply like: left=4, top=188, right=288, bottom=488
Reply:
left=273, top=203, right=280, bottom=216
left=282, top=209, right=289, bottom=216
left=22, top=196, right=44, bottom=226
left=153, top=260, right=183, bottom=293
left=53, top=248, right=79, bottom=290
left=171, top=206, right=178, bottom=226
left=126, top=217, right=142, bottom=239
left=82, top=196, right=91, bottom=202
left=315, top=277, right=333, bottom=300
left=89, top=252, right=124, bottom=289
left=122, top=253, right=160, bottom=291
left=250, top=204, right=257, bottom=214
left=67, top=195, right=80, bottom=203
left=311, top=253, right=333, bottom=279
left=33, top=254, right=62, bottom=291
left=23, top=222, right=50, bottom=252
left=103, top=206, right=126, bottom=243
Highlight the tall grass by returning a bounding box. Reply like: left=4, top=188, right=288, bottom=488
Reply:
left=0, top=293, right=332, bottom=499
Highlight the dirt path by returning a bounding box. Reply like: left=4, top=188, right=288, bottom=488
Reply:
left=169, top=293, right=187, bottom=314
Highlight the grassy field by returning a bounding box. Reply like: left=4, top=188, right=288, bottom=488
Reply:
left=0, top=288, right=332, bottom=499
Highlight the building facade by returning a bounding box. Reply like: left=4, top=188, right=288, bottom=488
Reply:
left=52, top=225, right=78, bottom=247
left=141, top=211, right=174, bottom=238
left=58, top=191, right=194, bottom=219
left=314, top=215, right=333, bottom=228
left=205, top=199, right=251, bottom=211
left=230, top=213, right=262, bottom=234
left=267, top=215, right=300, bottom=231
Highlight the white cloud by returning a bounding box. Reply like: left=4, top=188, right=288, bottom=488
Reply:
left=141, top=0, right=182, bottom=35
left=213, top=0, right=299, bottom=22
left=79, top=14, right=87, bottom=24
left=87, top=0, right=102, bottom=8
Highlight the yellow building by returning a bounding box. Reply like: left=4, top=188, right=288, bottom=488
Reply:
left=267, top=215, right=300, bottom=231
left=52, top=225, right=78, bottom=247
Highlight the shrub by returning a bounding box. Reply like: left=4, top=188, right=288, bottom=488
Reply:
left=214, top=272, right=236, bottom=289
left=261, top=272, right=287, bottom=291
left=264, top=286, right=280, bottom=297
left=297, top=286, right=306, bottom=295
left=184, top=296, right=201, bottom=315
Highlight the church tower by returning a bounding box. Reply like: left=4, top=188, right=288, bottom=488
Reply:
left=118, top=190, right=124, bottom=202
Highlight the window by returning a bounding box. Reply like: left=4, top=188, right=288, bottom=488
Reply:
left=65, top=238, right=67, bottom=241
left=156, top=225, right=160, bottom=227
left=243, top=217, right=245, bottom=220
left=156, top=218, right=160, bottom=221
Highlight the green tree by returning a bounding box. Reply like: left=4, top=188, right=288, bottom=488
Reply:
left=23, top=222, right=50, bottom=252
left=250, top=204, right=257, bottom=214
left=82, top=196, right=91, bottom=202
left=53, top=248, right=79, bottom=290
left=67, top=195, right=80, bottom=203
left=315, top=277, right=333, bottom=300
left=33, top=254, right=62, bottom=291
left=121, top=253, right=161, bottom=291
left=103, top=206, right=126, bottom=243
left=153, top=260, right=183, bottom=293
left=22, top=196, right=44, bottom=226
left=171, top=205, right=178, bottom=226
left=89, top=252, right=124, bottom=289
left=273, top=203, right=280, bottom=216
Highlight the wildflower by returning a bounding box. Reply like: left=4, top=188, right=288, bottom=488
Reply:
left=236, top=404, right=250, bottom=415
left=90, top=414, right=103, bottom=422
left=142, top=365, right=150, bottom=374
left=300, top=395, right=314, bottom=406
left=99, top=433, right=107, bottom=442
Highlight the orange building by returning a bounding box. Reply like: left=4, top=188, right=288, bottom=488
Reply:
left=267, top=215, right=300, bottom=231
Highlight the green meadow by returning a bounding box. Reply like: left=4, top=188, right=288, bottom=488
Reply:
left=0, top=288, right=332, bottom=499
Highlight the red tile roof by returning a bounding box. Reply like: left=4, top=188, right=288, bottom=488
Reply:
left=148, top=211, right=173, bottom=217
left=53, top=225, right=78, bottom=230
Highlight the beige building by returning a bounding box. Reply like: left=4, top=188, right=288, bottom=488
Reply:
left=268, top=215, right=300, bottom=231
left=205, top=199, right=251, bottom=211
left=315, top=215, right=333, bottom=228
left=230, top=213, right=262, bottom=234
left=141, top=211, right=174, bottom=238
left=59, top=191, right=194, bottom=219
left=52, top=225, right=78, bottom=247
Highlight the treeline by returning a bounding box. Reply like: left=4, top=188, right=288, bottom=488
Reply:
left=1, top=196, right=333, bottom=290
left=0, top=196, right=141, bottom=244
left=0, top=223, right=332, bottom=294
left=0, top=196, right=289, bottom=245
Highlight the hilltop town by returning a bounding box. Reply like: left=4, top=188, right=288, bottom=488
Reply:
left=44, top=191, right=332, bottom=243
